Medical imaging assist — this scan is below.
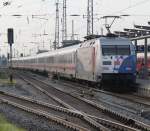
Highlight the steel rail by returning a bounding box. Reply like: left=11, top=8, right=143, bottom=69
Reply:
left=17, top=72, right=145, bottom=131
left=93, top=89, right=150, bottom=108
left=55, top=79, right=150, bottom=112
left=17, top=74, right=110, bottom=131
left=51, top=78, right=150, bottom=131
left=0, top=91, right=105, bottom=131
left=53, top=79, right=139, bottom=114
left=28, top=75, right=150, bottom=131
left=1, top=99, right=89, bottom=131
left=0, top=90, right=138, bottom=131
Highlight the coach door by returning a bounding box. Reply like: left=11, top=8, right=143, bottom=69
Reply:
left=76, top=47, right=95, bottom=81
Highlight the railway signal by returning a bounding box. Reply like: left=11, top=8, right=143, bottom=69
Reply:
left=7, top=28, right=14, bottom=83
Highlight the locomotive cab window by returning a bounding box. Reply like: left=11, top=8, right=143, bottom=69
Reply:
left=102, top=45, right=130, bottom=56
left=102, top=45, right=116, bottom=55
left=117, top=45, right=130, bottom=55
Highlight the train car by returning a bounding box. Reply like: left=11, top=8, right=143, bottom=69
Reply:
left=136, top=44, right=150, bottom=74
left=12, top=35, right=136, bottom=90
left=137, top=52, right=150, bottom=73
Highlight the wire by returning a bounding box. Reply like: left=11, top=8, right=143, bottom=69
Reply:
left=127, top=14, right=150, bottom=17
left=112, top=0, right=150, bottom=14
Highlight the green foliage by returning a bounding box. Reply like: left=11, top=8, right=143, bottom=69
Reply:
left=0, top=114, right=25, bottom=131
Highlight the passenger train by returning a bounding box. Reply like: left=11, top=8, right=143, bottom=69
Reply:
left=12, top=35, right=136, bottom=90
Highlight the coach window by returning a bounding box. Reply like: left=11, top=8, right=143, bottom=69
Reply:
left=67, top=54, right=69, bottom=63
left=51, top=56, right=54, bottom=63
left=39, top=58, right=42, bottom=63
left=69, top=54, right=71, bottom=63
left=52, top=57, right=54, bottom=63
left=148, top=45, right=150, bottom=52
left=63, top=54, right=66, bottom=63
left=71, top=53, right=73, bottom=63
left=51, top=57, right=53, bottom=63
left=39, top=58, right=41, bottom=63
left=49, top=57, right=51, bottom=63
left=67, top=54, right=70, bottom=64
left=61, top=55, right=63, bottom=63
left=62, top=55, right=65, bottom=64
left=38, top=58, right=41, bottom=63
left=48, top=57, right=50, bottom=63
left=42, top=58, right=44, bottom=63
left=59, top=56, right=61, bottom=63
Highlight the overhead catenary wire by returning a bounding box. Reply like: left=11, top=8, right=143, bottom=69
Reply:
left=111, top=0, right=150, bottom=14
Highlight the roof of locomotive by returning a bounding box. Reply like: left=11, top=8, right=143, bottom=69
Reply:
left=99, top=36, right=131, bottom=45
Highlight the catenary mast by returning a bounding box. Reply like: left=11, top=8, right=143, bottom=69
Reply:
left=87, top=0, right=94, bottom=35
left=62, top=0, right=67, bottom=42
left=54, top=0, right=59, bottom=50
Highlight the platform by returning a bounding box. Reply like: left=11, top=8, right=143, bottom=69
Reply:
left=136, top=78, right=150, bottom=97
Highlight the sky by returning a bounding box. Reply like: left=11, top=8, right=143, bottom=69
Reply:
left=0, top=0, right=150, bottom=57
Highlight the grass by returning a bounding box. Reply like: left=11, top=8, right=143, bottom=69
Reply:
left=0, top=79, right=16, bottom=86
left=0, top=72, right=8, bottom=79
left=0, top=114, right=25, bottom=131
left=0, top=71, right=16, bottom=85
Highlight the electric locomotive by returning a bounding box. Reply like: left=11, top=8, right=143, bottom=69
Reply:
left=12, top=35, right=136, bottom=90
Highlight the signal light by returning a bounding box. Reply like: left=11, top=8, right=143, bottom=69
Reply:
left=7, top=28, right=14, bottom=45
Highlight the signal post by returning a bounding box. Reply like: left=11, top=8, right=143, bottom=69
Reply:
left=7, top=28, right=14, bottom=83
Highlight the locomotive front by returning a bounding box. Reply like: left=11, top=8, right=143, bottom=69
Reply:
left=100, top=37, right=136, bottom=86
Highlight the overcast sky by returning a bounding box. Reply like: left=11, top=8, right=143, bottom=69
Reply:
left=0, top=0, right=150, bottom=56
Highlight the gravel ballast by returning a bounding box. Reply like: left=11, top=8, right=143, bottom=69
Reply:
left=0, top=103, right=71, bottom=131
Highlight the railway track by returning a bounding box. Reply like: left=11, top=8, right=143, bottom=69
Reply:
left=0, top=91, right=92, bottom=131
left=0, top=90, right=138, bottom=131
left=49, top=78, right=150, bottom=129
left=16, top=71, right=150, bottom=131
left=53, top=78, right=150, bottom=112
left=0, top=90, right=104, bottom=131
left=96, top=90, right=150, bottom=107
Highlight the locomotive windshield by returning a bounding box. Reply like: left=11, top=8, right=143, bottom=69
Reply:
left=102, top=45, right=130, bottom=56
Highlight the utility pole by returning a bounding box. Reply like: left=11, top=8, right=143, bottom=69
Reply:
left=62, top=0, right=67, bottom=42
left=54, top=0, right=59, bottom=50
left=87, top=0, right=93, bottom=35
